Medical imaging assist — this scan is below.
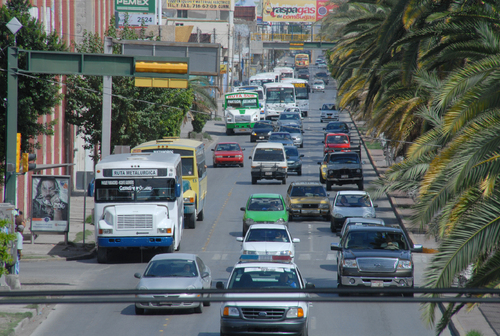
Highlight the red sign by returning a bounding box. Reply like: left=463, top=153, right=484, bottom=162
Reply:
left=316, top=0, right=338, bottom=20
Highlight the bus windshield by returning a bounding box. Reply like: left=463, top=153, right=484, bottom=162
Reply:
left=266, top=88, right=295, bottom=104
left=95, top=178, right=176, bottom=203
left=226, top=99, right=259, bottom=108
left=294, top=85, right=309, bottom=99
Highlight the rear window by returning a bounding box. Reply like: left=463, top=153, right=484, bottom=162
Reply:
left=253, top=148, right=285, bottom=161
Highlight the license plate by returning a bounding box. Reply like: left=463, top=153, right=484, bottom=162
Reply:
left=160, top=302, right=173, bottom=305
left=341, top=175, right=349, bottom=178
left=259, top=136, right=264, bottom=139
left=371, top=281, right=384, bottom=288
left=265, top=172, right=272, bottom=176
left=302, top=209, right=319, bottom=214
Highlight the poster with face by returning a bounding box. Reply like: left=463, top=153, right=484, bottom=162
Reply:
left=31, top=176, right=70, bottom=233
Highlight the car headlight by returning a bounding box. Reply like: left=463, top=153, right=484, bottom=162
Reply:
left=245, top=218, right=254, bottom=225
left=363, top=213, right=374, bottom=218
left=356, top=169, right=361, bottom=173
left=398, top=260, right=412, bottom=269
left=322, top=167, right=327, bottom=173
left=252, top=132, right=257, bottom=135
left=243, top=250, right=257, bottom=255
left=286, top=307, right=304, bottom=318
left=342, top=259, right=358, bottom=268
left=275, top=218, right=285, bottom=224
left=215, top=155, right=223, bottom=158
left=333, top=213, right=344, bottom=218
left=236, top=155, right=242, bottom=158
left=223, top=306, right=240, bottom=317
left=318, top=203, right=330, bottom=209
left=278, top=250, right=292, bottom=255
left=288, top=161, right=295, bottom=165
left=293, top=203, right=302, bottom=208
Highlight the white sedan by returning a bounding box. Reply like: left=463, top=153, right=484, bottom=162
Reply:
left=312, top=80, right=325, bottom=93
left=237, top=224, right=300, bottom=260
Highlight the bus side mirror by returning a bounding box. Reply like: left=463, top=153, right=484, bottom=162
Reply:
left=175, top=183, right=182, bottom=198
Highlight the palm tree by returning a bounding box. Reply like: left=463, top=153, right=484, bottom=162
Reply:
left=188, top=77, right=218, bottom=133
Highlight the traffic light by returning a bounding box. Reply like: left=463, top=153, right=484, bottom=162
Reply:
left=16, top=133, right=21, bottom=173
left=21, top=153, right=36, bottom=173
left=134, top=58, right=189, bottom=89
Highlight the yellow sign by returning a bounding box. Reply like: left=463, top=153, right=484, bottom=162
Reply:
left=166, top=0, right=230, bottom=10
left=220, top=64, right=227, bottom=74
left=263, top=0, right=317, bottom=22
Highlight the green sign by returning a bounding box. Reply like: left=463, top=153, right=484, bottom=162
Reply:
left=115, top=0, right=155, bottom=13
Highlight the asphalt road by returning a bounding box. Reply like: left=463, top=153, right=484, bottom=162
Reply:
left=21, top=74, right=450, bottom=336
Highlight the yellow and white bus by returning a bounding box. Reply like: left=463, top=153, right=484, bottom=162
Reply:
left=132, top=138, right=207, bottom=229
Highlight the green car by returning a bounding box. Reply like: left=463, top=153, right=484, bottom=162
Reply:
left=240, top=194, right=289, bottom=235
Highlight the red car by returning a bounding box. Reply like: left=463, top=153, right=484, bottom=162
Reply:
left=212, top=142, right=245, bottom=167
left=323, top=133, right=353, bottom=154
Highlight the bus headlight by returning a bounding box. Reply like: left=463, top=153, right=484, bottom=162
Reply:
left=157, top=228, right=168, bottom=233
left=99, top=229, right=113, bottom=234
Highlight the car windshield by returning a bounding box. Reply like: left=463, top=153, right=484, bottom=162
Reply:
left=246, top=229, right=290, bottom=242
left=285, top=147, right=299, bottom=157
left=290, top=186, right=327, bottom=197
left=216, top=143, right=240, bottom=151
left=270, top=133, right=292, bottom=140
left=314, top=81, right=324, bottom=85
left=253, top=148, right=285, bottom=161
left=327, top=135, right=348, bottom=144
left=253, top=122, right=273, bottom=129
left=143, top=259, right=198, bottom=278
left=247, top=197, right=285, bottom=211
left=344, top=231, right=408, bottom=250
left=227, top=268, right=299, bottom=289
left=335, top=195, right=371, bottom=207
left=329, top=155, right=359, bottom=164
left=280, top=126, right=300, bottom=134
left=279, top=113, right=300, bottom=121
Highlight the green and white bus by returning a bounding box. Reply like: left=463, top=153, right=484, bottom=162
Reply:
left=224, top=92, right=261, bottom=135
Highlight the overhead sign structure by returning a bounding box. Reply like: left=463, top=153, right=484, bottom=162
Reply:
left=166, top=0, right=230, bottom=10
left=115, top=0, right=155, bottom=13
left=263, top=0, right=338, bottom=22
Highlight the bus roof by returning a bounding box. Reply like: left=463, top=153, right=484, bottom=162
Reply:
left=282, top=78, right=309, bottom=84
left=235, top=85, right=264, bottom=91
left=263, top=82, right=295, bottom=89
left=132, top=137, right=204, bottom=153
left=273, top=67, right=294, bottom=73
left=96, top=152, right=181, bottom=169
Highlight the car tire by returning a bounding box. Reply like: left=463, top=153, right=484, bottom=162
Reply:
left=240, top=162, right=244, bottom=167
left=243, top=225, right=248, bottom=236
left=297, top=168, right=302, bottom=176
left=300, top=143, right=303, bottom=148
left=197, top=208, right=204, bottom=221
left=251, top=138, right=256, bottom=143
left=97, top=247, right=108, bottom=264
left=320, top=173, right=325, bottom=184
left=289, top=213, right=293, bottom=221
left=320, top=120, right=323, bottom=123
left=326, top=181, right=332, bottom=191
left=135, top=305, right=145, bottom=315
left=213, top=163, right=218, bottom=168
left=323, top=214, right=331, bottom=221
left=194, top=303, right=203, bottom=314
left=330, top=220, right=336, bottom=233
left=357, top=181, right=364, bottom=190
left=203, top=292, right=211, bottom=306
left=282, top=177, right=286, bottom=185
left=226, top=129, right=233, bottom=135
left=186, top=212, right=196, bottom=229
left=252, top=177, right=257, bottom=185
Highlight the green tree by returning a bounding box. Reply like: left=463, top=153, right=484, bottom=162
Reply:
left=65, top=18, right=193, bottom=162
left=0, top=219, right=15, bottom=276
left=0, top=0, right=67, bottom=177
left=189, top=77, right=217, bottom=133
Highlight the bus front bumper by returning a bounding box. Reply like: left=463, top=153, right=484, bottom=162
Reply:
left=98, top=236, right=173, bottom=248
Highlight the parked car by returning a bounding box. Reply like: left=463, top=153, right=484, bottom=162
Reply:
left=134, top=253, right=212, bottom=315
left=320, top=103, right=340, bottom=122
left=250, top=120, right=274, bottom=142
left=240, top=193, right=289, bottom=235
left=212, top=142, right=245, bottom=167
left=331, top=226, right=422, bottom=296
left=330, top=190, right=377, bottom=233
left=268, top=132, right=294, bottom=147
left=285, top=181, right=331, bottom=221
left=279, top=125, right=303, bottom=148
left=312, top=80, right=325, bottom=93
left=236, top=223, right=300, bottom=260
left=284, top=145, right=304, bottom=175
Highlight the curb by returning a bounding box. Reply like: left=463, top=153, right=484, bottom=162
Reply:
left=12, top=304, right=46, bottom=336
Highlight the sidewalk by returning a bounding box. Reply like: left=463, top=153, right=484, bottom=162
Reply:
left=0, top=118, right=498, bottom=336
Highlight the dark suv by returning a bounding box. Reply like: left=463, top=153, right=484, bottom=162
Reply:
left=331, top=226, right=422, bottom=296
left=315, top=72, right=329, bottom=85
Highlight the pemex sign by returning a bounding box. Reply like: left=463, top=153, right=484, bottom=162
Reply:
left=115, top=0, right=155, bottom=13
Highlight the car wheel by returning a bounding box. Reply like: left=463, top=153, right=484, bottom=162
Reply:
left=250, top=138, right=256, bottom=143
left=297, top=168, right=302, bottom=176
left=135, top=305, right=145, bottom=315
left=197, top=208, right=204, bottom=221
left=300, top=143, right=303, bottom=148
left=319, top=173, right=325, bottom=184
left=240, top=162, right=244, bottom=167
left=252, top=177, right=257, bottom=185
left=320, top=120, right=323, bottom=123
left=326, top=181, right=332, bottom=191
left=289, top=213, right=293, bottom=221
left=203, top=292, right=211, bottom=306
left=213, top=163, right=218, bottom=168
left=282, top=177, right=286, bottom=185
left=337, top=276, right=348, bottom=296
left=186, top=212, right=196, bottom=229
left=323, top=214, right=331, bottom=221
left=330, top=220, right=336, bottom=233
left=97, top=247, right=108, bottom=264
left=357, top=181, right=364, bottom=190
left=226, top=129, right=233, bottom=135
left=194, top=302, right=203, bottom=313
left=243, top=225, right=248, bottom=236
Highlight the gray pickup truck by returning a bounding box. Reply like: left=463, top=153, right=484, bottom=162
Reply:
left=331, top=226, right=422, bottom=296
left=319, top=152, right=364, bottom=190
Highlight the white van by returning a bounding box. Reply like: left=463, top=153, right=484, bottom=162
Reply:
left=249, top=142, right=288, bottom=185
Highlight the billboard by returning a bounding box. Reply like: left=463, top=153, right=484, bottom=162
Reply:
left=263, top=0, right=337, bottom=22
left=166, top=0, right=231, bottom=10
left=115, top=0, right=155, bottom=13
left=31, top=176, right=70, bottom=233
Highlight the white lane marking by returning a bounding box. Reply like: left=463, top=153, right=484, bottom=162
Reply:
left=299, top=254, right=311, bottom=260
left=326, top=254, right=336, bottom=260
left=212, top=254, right=221, bottom=260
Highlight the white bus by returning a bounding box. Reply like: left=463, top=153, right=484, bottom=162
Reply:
left=263, top=82, right=296, bottom=120
left=94, top=152, right=183, bottom=263
left=235, top=85, right=265, bottom=119
left=273, top=67, right=294, bottom=80
left=224, top=92, right=261, bottom=134
left=282, top=78, right=310, bottom=117
left=249, top=72, right=279, bottom=86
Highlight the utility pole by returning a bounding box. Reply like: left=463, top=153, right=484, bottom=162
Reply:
left=228, top=0, right=234, bottom=90
left=238, top=32, right=242, bottom=83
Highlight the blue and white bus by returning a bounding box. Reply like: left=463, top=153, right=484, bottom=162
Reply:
left=93, top=152, right=183, bottom=263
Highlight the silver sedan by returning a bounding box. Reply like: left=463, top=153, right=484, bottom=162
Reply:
left=134, top=253, right=212, bottom=315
